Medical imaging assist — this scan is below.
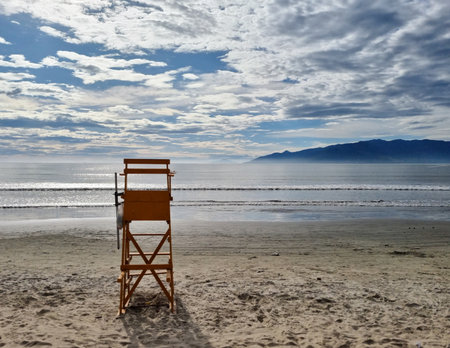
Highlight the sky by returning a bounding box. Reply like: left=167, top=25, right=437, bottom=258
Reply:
left=0, top=0, right=449, bottom=162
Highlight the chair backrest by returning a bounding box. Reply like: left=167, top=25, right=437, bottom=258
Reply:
left=122, top=158, right=173, bottom=221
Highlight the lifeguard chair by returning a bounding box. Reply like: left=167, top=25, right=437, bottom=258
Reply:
left=115, top=159, right=175, bottom=314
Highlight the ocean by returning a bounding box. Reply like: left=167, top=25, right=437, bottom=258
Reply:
left=0, top=162, right=449, bottom=222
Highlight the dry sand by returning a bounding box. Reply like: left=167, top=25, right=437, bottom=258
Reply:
left=0, top=219, right=449, bottom=347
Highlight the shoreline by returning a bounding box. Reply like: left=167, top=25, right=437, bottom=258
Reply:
left=2, top=215, right=450, bottom=233
left=1, top=219, right=449, bottom=347
left=1, top=202, right=449, bottom=225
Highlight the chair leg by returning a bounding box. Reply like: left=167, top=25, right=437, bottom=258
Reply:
left=117, top=272, right=125, bottom=315
left=169, top=269, right=175, bottom=312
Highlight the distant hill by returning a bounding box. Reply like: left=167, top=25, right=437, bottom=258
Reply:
left=253, top=139, right=450, bottom=163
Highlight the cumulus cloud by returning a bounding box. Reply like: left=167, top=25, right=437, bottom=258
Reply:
left=0, top=55, right=42, bottom=69
left=39, top=26, right=81, bottom=44
left=182, top=73, right=199, bottom=80
left=0, top=36, right=11, bottom=44
left=0, top=72, right=35, bottom=81
left=41, top=50, right=168, bottom=84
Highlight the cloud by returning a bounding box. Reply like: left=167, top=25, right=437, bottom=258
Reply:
left=182, top=73, right=199, bottom=80
left=143, top=70, right=179, bottom=89
left=1, top=0, right=225, bottom=53
left=0, top=0, right=449, bottom=160
left=143, top=107, right=180, bottom=116
left=284, top=101, right=429, bottom=119
left=0, top=115, right=111, bottom=131
left=0, top=54, right=42, bottom=69
left=273, top=113, right=450, bottom=141
left=39, top=26, right=81, bottom=44
left=41, top=50, right=169, bottom=84
left=56, top=51, right=167, bottom=68
left=0, top=36, right=11, bottom=44
left=0, top=72, right=35, bottom=81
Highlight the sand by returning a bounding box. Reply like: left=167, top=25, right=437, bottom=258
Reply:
left=0, top=218, right=449, bottom=347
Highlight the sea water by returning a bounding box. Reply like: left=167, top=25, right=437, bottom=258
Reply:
left=0, top=162, right=449, bottom=222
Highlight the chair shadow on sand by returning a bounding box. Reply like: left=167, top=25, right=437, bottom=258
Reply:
left=119, top=291, right=213, bottom=348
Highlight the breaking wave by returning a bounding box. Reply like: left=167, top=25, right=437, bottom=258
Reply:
left=1, top=199, right=447, bottom=209
left=1, top=184, right=449, bottom=191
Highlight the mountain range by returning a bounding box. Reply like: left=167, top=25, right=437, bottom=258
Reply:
left=253, top=139, right=450, bottom=163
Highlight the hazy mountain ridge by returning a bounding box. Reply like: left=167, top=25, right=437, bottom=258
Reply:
left=253, top=139, right=450, bottom=163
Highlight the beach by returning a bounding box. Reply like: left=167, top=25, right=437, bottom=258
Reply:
left=0, top=219, right=449, bottom=347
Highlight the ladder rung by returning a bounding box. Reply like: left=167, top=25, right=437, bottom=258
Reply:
left=122, top=264, right=171, bottom=271
left=131, top=233, right=167, bottom=236
left=129, top=252, right=170, bottom=256
left=130, top=270, right=167, bottom=277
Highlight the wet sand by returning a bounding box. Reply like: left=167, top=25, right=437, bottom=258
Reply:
left=0, top=219, right=449, bottom=347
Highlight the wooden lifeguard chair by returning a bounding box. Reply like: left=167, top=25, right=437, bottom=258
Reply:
left=115, top=159, right=175, bottom=315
